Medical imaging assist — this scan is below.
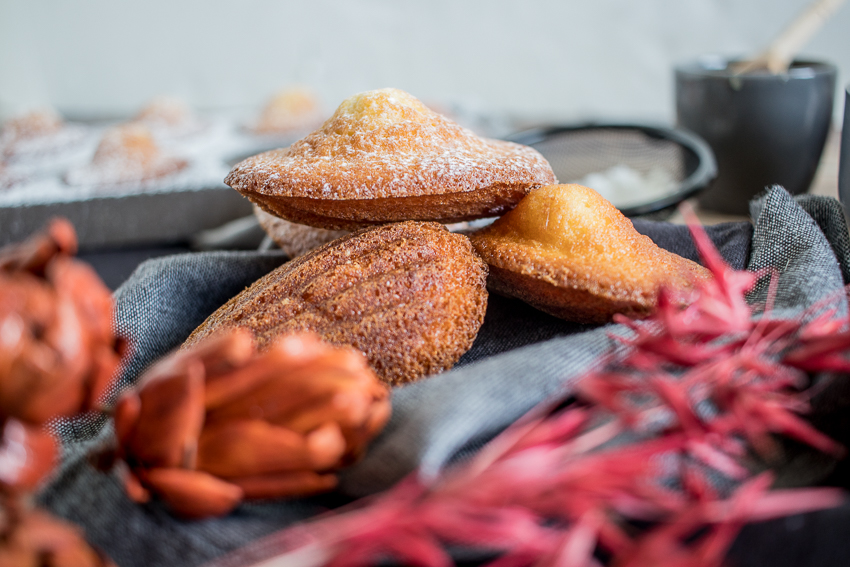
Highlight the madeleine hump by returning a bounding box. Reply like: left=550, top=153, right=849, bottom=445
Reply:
left=185, top=221, right=488, bottom=385
left=469, top=184, right=710, bottom=323
left=225, top=88, right=555, bottom=230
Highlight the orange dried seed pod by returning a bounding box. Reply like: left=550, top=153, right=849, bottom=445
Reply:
left=196, top=420, right=346, bottom=478
left=47, top=217, right=79, bottom=254
left=115, top=331, right=391, bottom=518
left=342, top=398, right=392, bottom=461
left=288, top=374, right=389, bottom=434
left=273, top=389, right=373, bottom=435
left=363, top=398, right=392, bottom=438
left=128, top=362, right=205, bottom=468
left=0, top=418, right=57, bottom=491
left=5, top=506, right=113, bottom=567
left=203, top=335, right=353, bottom=412
left=118, top=463, right=150, bottom=504
left=17, top=510, right=82, bottom=550
left=49, top=542, right=108, bottom=567
left=273, top=333, right=333, bottom=361
left=88, top=346, right=122, bottom=410
left=304, top=422, right=349, bottom=470
left=113, top=392, right=141, bottom=447
left=143, top=467, right=243, bottom=519
left=203, top=352, right=288, bottom=411
left=0, top=220, right=124, bottom=432
left=0, top=217, right=77, bottom=274
left=207, top=338, right=358, bottom=409
left=0, top=547, right=30, bottom=566
left=205, top=360, right=380, bottom=426
left=19, top=380, right=89, bottom=428
left=49, top=258, right=114, bottom=342
left=230, top=470, right=339, bottom=500
left=181, top=329, right=255, bottom=381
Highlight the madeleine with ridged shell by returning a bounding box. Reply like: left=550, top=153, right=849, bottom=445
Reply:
left=184, top=221, right=488, bottom=385
left=253, top=205, right=348, bottom=259
left=224, top=88, right=555, bottom=230
left=469, top=184, right=711, bottom=324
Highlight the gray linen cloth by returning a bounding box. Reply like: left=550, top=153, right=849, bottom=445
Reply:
left=39, top=187, right=850, bottom=567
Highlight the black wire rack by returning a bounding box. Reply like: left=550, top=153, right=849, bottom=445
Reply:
left=508, top=123, right=717, bottom=217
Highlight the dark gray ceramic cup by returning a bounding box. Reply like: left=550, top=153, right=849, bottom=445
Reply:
left=840, top=87, right=850, bottom=218
left=676, top=57, right=836, bottom=215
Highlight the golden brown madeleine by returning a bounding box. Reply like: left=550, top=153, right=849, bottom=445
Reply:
left=254, top=205, right=349, bottom=259
left=185, top=221, right=489, bottom=385
left=225, top=88, right=555, bottom=230
left=469, top=184, right=711, bottom=324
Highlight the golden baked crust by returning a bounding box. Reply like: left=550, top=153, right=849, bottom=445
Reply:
left=253, top=204, right=348, bottom=259
left=225, top=88, right=555, bottom=230
left=184, top=221, right=489, bottom=385
left=469, top=184, right=711, bottom=323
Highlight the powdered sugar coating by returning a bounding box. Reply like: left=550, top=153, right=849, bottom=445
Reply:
left=132, top=96, right=207, bottom=140
left=65, top=123, right=187, bottom=187
left=1, top=108, right=89, bottom=163
left=250, top=88, right=324, bottom=136
left=0, top=162, right=22, bottom=189
left=226, top=88, right=555, bottom=201
left=1, top=108, right=63, bottom=145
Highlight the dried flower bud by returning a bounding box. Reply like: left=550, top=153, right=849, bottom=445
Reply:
left=114, top=330, right=390, bottom=518
left=0, top=496, right=113, bottom=567
left=0, top=417, right=58, bottom=492
left=0, top=219, right=123, bottom=425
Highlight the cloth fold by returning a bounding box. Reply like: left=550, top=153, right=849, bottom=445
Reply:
left=38, top=187, right=850, bottom=567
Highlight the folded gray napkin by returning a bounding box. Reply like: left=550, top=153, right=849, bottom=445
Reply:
left=39, top=187, right=850, bottom=567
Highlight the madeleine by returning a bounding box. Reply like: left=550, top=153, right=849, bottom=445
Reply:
left=186, top=221, right=488, bottom=385
left=469, top=184, right=710, bottom=323
left=225, top=88, right=555, bottom=230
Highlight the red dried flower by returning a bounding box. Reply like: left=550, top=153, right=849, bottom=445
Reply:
left=207, top=208, right=849, bottom=567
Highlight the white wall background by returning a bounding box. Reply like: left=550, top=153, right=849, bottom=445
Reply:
left=1, top=0, right=848, bottom=124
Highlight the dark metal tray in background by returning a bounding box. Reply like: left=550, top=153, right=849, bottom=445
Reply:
left=508, top=123, right=717, bottom=217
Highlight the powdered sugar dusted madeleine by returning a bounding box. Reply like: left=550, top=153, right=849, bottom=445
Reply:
left=185, top=221, right=488, bottom=385
left=469, top=184, right=711, bottom=323
left=225, top=88, right=555, bottom=230
left=250, top=87, right=324, bottom=135
left=65, top=124, right=187, bottom=186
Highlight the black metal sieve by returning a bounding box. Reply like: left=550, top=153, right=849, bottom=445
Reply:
left=508, top=124, right=717, bottom=217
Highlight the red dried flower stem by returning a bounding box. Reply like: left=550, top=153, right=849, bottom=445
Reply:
left=209, top=210, right=850, bottom=567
